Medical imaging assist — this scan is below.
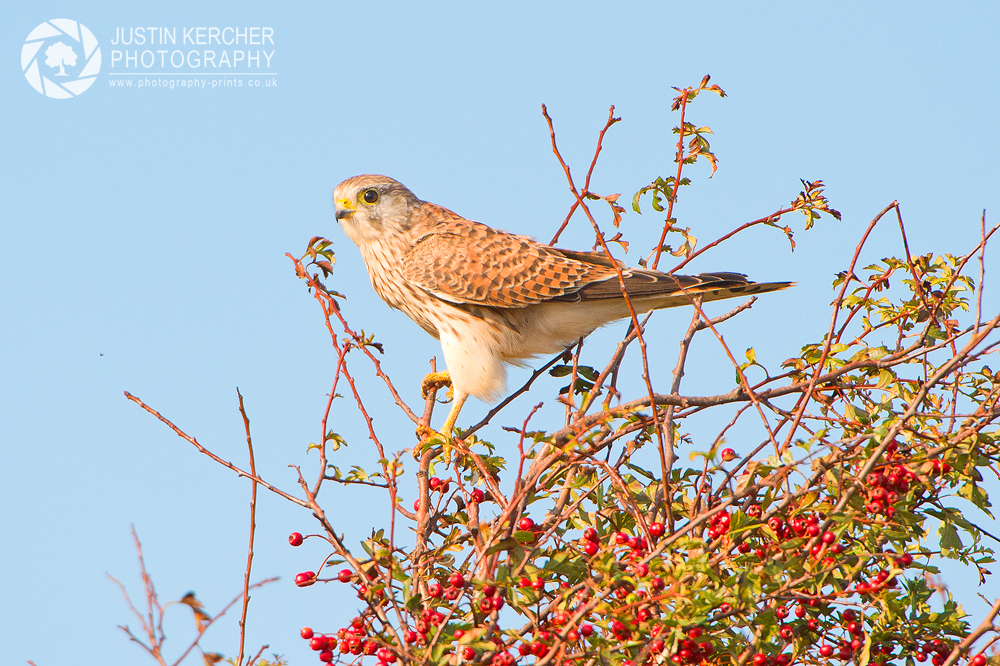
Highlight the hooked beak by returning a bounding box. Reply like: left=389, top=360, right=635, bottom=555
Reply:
left=334, top=198, right=355, bottom=220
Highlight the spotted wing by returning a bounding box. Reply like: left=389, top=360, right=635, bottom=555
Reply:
left=399, top=221, right=618, bottom=308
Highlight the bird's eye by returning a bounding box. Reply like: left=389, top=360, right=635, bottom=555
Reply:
left=362, top=188, right=379, bottom=205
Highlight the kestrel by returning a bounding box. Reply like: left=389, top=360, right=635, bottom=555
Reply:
left=333, top=175, right=790, bottom=437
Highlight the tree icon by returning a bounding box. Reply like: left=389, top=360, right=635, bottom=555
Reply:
left=44, top=42, right=77, bottom=76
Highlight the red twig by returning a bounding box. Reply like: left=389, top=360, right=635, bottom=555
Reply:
left=651, top=88, right=691, bottom=271
left=236, top=389, right=256, bottom=666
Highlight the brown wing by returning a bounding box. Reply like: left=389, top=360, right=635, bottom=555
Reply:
left=399, top=221, right=620, bottom=308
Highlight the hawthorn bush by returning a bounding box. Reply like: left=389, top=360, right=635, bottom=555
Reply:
left=121, top=78, right=1000, bottom=666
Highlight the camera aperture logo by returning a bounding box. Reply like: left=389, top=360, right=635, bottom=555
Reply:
left=22, top=19, right=101, bottom=98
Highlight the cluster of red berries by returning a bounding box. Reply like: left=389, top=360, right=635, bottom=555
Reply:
left=288, top=502, right=942, bottom=666
left=666, top=627, right=716, bottom=665
left=736, top=511, right=842, bottom=563
left=706, top=510, right=731, bottom=540
left=578, top=521, right=665, bottom=560
left=864, top=464, right=918, bottom=519
left=753, top=651, right=793, bottom=666
left=411, top=478, right=486, bottom=512
left=514, top=623, right=593, bottom=660
left=300, top=618, right=403, bottom=665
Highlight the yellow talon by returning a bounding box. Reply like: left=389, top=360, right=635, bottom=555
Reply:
left=421, top=370, right=453, bottom=399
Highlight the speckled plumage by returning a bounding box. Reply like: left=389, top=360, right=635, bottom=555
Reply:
left=333, top=175, right=790, bottom=426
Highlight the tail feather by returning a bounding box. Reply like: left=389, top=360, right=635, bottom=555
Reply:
left=554, top=269, right=793, bottom=307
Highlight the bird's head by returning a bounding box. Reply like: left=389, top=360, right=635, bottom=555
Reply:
left=333, top=175, right=421, bottom=246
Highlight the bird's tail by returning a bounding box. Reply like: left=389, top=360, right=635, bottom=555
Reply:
left=554, top=269, right=793, bottom=309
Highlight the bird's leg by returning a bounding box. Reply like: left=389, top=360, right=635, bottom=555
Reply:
left=438, top=392, right=468, bottom=439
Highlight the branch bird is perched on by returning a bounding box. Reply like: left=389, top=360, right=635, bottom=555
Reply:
left=333, top=174, right=791, bottom=439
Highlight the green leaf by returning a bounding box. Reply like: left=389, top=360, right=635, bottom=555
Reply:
left=939, top=523, right=963, bottom=556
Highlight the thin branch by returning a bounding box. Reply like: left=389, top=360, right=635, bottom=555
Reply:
left=236, top=389, right=257, bottom=666
left=124, top=392, right=310, bottom=508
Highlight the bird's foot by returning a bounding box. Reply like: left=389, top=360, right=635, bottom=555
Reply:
left=413, top=425, right=453, bottom=460
left=415, top=424, right=450, bottom=441
left=421, top=371, right=453, bottom=400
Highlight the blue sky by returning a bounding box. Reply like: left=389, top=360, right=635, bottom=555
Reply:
left=3, top=1, right=999, bottom=665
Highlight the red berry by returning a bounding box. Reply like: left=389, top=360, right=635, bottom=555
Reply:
left=519, top=576, right=532, bottom=588
left=470, top=488, right=485, bottom=503
left=518, top=517, right=535, bottom=531
left=584, top=541, right=599, bottom=556
left=492, top=596, right=505, bottom=611
left=753, top=653, right=767, bottom=666
left=288, top=532, right=304, bottom=547
left=580, top=623, right=594, bottom=637
left=319, top=650, right=334, bottom=663
left=531, top=578, right=545, bottom=591
left=649, top=522, right=665, bottom=538
left=615, top=531, right=629, bottom=545
left=448, top=572, right=466, bottom=588
left=427, top=582, right=443, bottom=598
left=584, top=527, right=599, bottom=541
left=721, top=447, right=737, bottom=461
left=294, top=571, right=316, bottom=587
left=776, top=606, right=789, bottom=619
left=338, top=569, right=352, bottom=583
left=971, top=656, right=986, bottom=666
left=899, top=553, right=914, bottom=566
left=429, top=477, right=441, bottom=490
left=310, top=636, right=326, bottom=651
left=301, top=627, right=314, bottom=640
left=651, top=576, right=664, bottom=590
